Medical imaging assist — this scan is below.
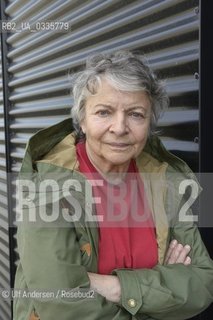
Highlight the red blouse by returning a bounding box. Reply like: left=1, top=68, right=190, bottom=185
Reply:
left=76, top=142, right=158, bottom=274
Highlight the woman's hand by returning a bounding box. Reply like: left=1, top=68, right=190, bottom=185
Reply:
left=87, top=272, right=121, bottom=303
left=164, top=239, right=191, bottom=265
left=88, top=239, right=191, bottom=303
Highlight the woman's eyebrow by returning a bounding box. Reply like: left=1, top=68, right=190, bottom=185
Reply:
left=93, top=104, right=147, bottom=111
left=93, top=104, right=114, bottom=109
left=125, top=106, right=147, bottom=112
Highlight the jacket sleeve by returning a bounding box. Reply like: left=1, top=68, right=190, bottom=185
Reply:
left=14, top=202, right=131, bottom=320
left=113, top=219, right=213, bottom=320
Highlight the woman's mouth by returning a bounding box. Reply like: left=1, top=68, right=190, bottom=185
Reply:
left=107, top=142, right=131, bottom=149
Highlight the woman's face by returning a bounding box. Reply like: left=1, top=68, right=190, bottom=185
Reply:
left=81, top=79, right=151, bottom=173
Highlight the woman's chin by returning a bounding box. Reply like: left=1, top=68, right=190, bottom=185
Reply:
left=103, top=155, right=132, bottom=167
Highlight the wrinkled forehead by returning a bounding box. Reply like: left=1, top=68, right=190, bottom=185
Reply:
left=84, top=73, right=149, bottom=98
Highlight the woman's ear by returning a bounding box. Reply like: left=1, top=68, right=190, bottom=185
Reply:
left=80, top=121, right=86, bottom=134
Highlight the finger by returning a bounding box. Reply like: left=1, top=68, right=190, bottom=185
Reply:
left=167, top=243, right=184, bottom=264
left=183, top=256, right=191, bottom=266
left=176, top=245, right=191, bottom=264
left=164, top=239, right=178, bottom=264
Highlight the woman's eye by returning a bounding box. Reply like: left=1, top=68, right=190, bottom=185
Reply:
left=97, top=110, right=110, bottom=117
left=129, top=112, right=145, bottom=119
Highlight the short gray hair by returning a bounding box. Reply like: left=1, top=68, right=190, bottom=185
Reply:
left=70, top=50, right=169, bottom=139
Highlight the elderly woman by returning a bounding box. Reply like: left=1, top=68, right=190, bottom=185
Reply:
left=14, top=51, right=213, bottom=320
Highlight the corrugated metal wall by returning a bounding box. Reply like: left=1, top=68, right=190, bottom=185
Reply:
left=0, top=0, right=200, bottom=319
left=0, top=38, right=11, bottom=320
left=5, top=0, right=200, bottom=172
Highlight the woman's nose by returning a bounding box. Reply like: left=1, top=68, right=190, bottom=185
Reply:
left=109, top=114, right=129, bottom=135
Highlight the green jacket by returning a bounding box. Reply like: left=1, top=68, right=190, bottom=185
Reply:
left=14, top=118, right=213, bottom=320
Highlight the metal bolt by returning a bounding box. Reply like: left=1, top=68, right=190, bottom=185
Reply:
left=194, top=72, right=199, bottom=80
left=194, top=7, right=199, bottom=15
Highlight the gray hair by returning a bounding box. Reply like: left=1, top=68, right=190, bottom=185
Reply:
left=70, top=50, right=169, bottom=139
